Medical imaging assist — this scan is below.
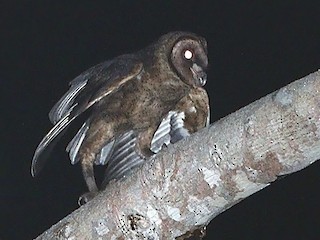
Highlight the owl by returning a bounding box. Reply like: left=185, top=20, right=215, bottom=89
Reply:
left=32, top=31, right=210, bottom=203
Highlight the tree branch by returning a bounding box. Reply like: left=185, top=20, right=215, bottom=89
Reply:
left=35, top=70, right=320, bottom=240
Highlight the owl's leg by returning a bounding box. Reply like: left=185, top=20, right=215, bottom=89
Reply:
left=82, top=156, right=98, bottom=192
left=77, top=118, right=118, bottom=204
left=78, top=154, right=99, bottom=205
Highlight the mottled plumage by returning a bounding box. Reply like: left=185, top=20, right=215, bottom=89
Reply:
left=32, top=31, right=210, bottom=203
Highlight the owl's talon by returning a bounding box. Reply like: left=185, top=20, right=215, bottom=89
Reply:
left=78, top=191, right=98, bottom=205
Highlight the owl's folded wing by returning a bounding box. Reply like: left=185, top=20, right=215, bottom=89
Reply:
left=31, top=56, right=143, bottom=176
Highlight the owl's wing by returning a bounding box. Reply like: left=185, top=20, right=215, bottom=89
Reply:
left=151, top=87, right=210, bottom=153
left=96, top=109, right=204, bottom=188
left=31, top=55, right=143, bottom=176
left=66, top=123, right=145, bottom=189
left=49, top=56, right=142, bottom=124
left=99, top=130, right=146, bottom=188
left=150, top=111, right=190, bottom=153
left=82, top=111, right=190, bottom=188
left=98, top=112, right=191, bottom=188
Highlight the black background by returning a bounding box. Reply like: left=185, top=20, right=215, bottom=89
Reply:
left=1, top=1, right=319, bottom=239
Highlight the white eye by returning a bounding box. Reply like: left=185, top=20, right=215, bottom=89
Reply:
left=184, top=49, right=193, bottom=60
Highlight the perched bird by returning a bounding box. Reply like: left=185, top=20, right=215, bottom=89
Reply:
left=31, top=31, right=210, bottom=203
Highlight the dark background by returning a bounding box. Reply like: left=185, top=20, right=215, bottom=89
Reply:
left=1, top=1, right=319, bottom=239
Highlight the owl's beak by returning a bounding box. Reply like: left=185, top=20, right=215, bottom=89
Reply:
left=190, top=63, right=207, bottom=86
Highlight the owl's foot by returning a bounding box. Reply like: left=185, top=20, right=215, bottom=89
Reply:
left=78, top=191, right=98, bottom=205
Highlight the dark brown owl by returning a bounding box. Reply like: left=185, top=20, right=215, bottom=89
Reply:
left=32, top=31, right=210, bottom=203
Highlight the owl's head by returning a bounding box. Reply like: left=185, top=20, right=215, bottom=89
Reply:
left=160, top=32, right=208, bottom=87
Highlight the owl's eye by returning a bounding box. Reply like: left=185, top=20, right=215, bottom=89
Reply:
left=184, top=49, right=193, bottom=60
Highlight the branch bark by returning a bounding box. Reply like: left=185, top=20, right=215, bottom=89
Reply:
left=35, top=70, right=320, bottom=240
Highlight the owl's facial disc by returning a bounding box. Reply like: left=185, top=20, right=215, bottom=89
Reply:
left=171, top=36, right=208, bottom=87
left=190, top=63, right=207, bottom=86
